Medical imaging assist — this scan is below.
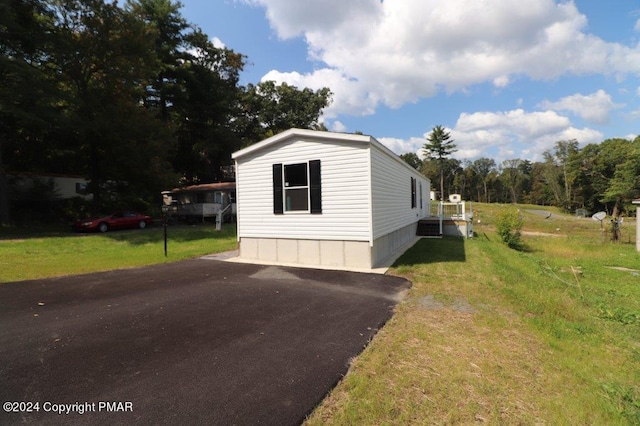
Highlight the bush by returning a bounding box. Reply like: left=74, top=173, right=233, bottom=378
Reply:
left=496, top=207, right=524, bottom=249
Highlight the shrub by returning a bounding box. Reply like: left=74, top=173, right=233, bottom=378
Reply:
left=496, top=207, right=524, bottom=249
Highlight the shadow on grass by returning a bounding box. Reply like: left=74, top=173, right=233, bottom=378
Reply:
left=0, top=223, right=236, bottom=245
left=393, top=237, right=466, bottom=267
left=0, top=223, right=75, bottom=240
left=101, top=224, right=236, bottom=245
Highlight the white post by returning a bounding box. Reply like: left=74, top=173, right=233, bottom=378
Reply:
left=216, top=211, right=222, bottom=231
left=634, top=200, right=640, bottom=252
left=636, top=211, right=640, bottom=252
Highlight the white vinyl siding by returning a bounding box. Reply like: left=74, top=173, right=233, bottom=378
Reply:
left=235, top=137, right=371, bottom=241
left=370, top=143, right=430, bottom=240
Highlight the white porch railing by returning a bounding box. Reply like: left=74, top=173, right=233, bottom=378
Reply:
left=428, top=201, right=474, bottom=236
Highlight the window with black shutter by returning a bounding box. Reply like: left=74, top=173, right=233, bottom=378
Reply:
left=273, top=160, right=322, bottom=214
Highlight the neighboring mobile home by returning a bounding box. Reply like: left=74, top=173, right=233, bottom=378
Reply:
left=231, top=128, right=431, bottom=269
left=163, top=182, right=236, bottom=223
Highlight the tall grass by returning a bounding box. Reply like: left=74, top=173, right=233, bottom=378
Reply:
left=307, top=204, right=640, bottom=424
left=0, top=224, right=237, bottom=283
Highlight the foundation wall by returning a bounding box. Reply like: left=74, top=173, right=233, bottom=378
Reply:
left=239, top=237, right=372, bottom=269
left=239, top=221, right=419, bottom=269
left=371, top=222, right=418, bottom=267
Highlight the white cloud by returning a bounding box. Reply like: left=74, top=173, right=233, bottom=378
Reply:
left=261, top=69, right=378, bottom=117
left=329, top=120, right=347, bottom=132
left=377, top=136, right=428, bottom=158
left=537, top=90, right=624, bottom=124
left=635, top=18, right=640, bottom=31
left=377, top=108, right=603, bottom=163
left=493, top=75, right=510, bottom=88
left=211, top=37, right=226, bottom=49
left=245, top=0, right=640, bottom=117
left=627, top=109, right=640, bottom=120
left=453, top=108, right=603, bottom=161
left=243, top=0, right=380, bottom=40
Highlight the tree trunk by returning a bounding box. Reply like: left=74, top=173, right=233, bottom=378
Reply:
left=611, top=199, right=621, bottom=242
left=0, top=137, right=10, bottom=225
left=89, top=136, right=102, bottom=214
left=612, top=200, right=620, bottom=218
left=440, top=167, right=444, bottom=201
left=483, top=180, right=488, bottom=203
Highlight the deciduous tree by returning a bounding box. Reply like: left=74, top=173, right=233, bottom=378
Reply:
left=470, top=158, right=496, bottom=203
left=237, top=81, right=332, bottom=145
left=0, top=0, right=58, bottom=223
left=500, top=159, right=524, bottom=204
left=400, top=152, right=422, bottom=170
left=49, top=0, right=161, bottom=211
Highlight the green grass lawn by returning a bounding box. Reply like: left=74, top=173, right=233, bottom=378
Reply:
left=0, top=223, right=237, bottom=282
left=307, top=204, right=640, bottom=424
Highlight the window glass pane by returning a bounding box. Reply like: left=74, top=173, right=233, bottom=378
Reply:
left=284, top=163, right=307, bottom=187
left=285, top=188, right=308, bottom=211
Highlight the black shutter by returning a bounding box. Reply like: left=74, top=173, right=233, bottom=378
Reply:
left=411, top=177, right=416, bottom=208
left=309, top=160, right=322, bottom=214
left=273, top=163, right=283, bottom=214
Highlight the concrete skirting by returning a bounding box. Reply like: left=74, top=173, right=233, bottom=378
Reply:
left=234, top=222, right=421, bottom=273
left=371, top=222, right=419, bottom=266
left=239, top=237, right=372, bottom=269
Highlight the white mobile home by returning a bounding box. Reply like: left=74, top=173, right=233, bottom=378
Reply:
left=231, top=129, right=431, bottom=270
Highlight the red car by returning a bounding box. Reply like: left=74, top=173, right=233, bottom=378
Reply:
left=73, top=211, right=153, bottom=233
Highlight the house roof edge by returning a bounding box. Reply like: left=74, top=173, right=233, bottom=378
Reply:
left=232, top=128, right=372, bottom=160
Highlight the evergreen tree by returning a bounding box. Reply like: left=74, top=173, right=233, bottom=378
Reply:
left=422, top=125, right=457, bottom=200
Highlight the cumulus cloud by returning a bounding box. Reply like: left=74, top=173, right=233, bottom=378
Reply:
left=244, top=0, right=640, bottom=116
left=453, top=108, right=603, bottom=161
left=261, top=69, right=378, bottom=117
left=211, top=37, right=226, bottom=49
left=377, top=136, right=428, bottom=158
left=376, top=108, right=603, bottom=163
left=537, top=90, right=624, bottom=124
left=329, top=120, right=347, bottom=132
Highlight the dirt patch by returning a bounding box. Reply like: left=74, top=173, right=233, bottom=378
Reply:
left=606, top=266, right=640, bottom=273
left=522, top=231, right=566, bottom=238
left=419, top=295, right=476, bottom=313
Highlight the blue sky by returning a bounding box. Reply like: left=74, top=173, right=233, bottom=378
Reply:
left=179, top=0, right=640, bottom=164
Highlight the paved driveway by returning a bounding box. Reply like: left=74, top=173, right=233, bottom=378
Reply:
left=0, top=259, right=410, bottom=425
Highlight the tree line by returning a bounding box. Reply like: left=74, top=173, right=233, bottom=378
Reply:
left=0, top=0, right=331, bottom=223
left=402, top=129, right=640, bottom=217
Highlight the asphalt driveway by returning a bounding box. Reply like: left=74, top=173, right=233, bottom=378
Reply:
left=0, top=258, right=410, bottom=425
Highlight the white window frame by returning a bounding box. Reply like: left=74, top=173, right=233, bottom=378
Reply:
left=283, top=162, right=310, bottom=213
